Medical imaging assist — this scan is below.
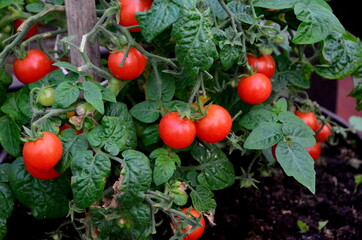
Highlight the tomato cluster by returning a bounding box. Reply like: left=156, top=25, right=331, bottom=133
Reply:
left=237, top=54, right=275, bottom=105
left=272, top=111, right=333, bottom=161
left=23, top=132, right=63, bottom=180
left=171, top=208, right=205, bottom=240
left=294, top=110, right=332, bottom=160
left=159, top=105, right=232, bottom=149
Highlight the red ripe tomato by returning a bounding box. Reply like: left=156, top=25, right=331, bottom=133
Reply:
left=108, top=47, right=147, bottom=80
left=195, top=104, right=232, bottom=143
left=13, top=49, right=52, bottom=84
left=23, top=132, right=63, bottom=169
left=118, top=0, right=153, bottom=32
left=14, top=19, right=39, bottom=40
left=159, top=112, right=196, bottom=149
left=315, top=122, right=332, bottom=142
left=271, top=144, right=277, bottom=159
left=237, top=73, right=272, bottom=105
left=24, top=161, right=60, bottom=180
left=172, top=208, right=205, bottom=240
left=247, top=54, right=276, bottom=78
left=294, top=110, right=318, bottom=132
left=306, top=142, right=321, bottom=161
left=59, top=123, right=82, bottom=135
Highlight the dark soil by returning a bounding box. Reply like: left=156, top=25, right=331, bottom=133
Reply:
left=200, top=135, right=362, bottom=240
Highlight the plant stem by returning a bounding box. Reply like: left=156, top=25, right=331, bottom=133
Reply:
left=0, top=6, right=65, bottom=66
left=32, top=107, right=76, bottom=127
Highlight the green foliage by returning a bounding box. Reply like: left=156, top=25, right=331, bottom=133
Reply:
left=0, top=0, right=361, bottom=239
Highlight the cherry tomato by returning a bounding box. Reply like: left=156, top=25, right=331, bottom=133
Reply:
left=24, top=161, right=60, bottom=180
left=315, top=122, right=332, bottom=142
left=306, top=142, right=321, bottom=161
left=172, top=208, right=206, bottom=240
left=195, top=104, right=232, bottom=143
left=108, top=47, right=147, bottom=80
left=237, top=73, right=272, bottom=105
left=118, top=0, right=153, bottom=32
left=159, top=112, right=196, bottom=149
left=37, top=87, right=54, bottom=107
left=59, top=123, right=82, bottom=135
left=271, top=144, right=277, bottom=159
left=13, top=49, right=52, bottom=84
left=14, top=19, right=39, bottom=40
left=23, top=132, right=63, bottom=169
left=294, top=110, right=318, bottom=132
left=247, top=54, right=276, bottom=78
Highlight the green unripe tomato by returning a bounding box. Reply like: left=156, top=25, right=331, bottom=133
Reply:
left=37, top=87, right=55, bottom=107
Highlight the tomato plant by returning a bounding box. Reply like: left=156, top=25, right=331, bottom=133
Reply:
left=237, top=73, right=272, bottom=105
left=0, top=0, right=361, bottom=239
left=108, top=47, right=147, bottom=80
left=159, top=112, right=196, bottom=149
left=23, top=132, right=63, bottom=169
left=294, top=110, right=319, bottom=132
left=13, top=49, right=52, bottom=84
left=13, top=19, right=38, bottom=40
left=247, top=54, right=276, bottom=78
left=118, top=0, right=152, bottom=32
left=172, top=208, right=206, bottom=240
left=37, top=87, right=54, bottom=107
left=195, top=104, right=232, bottom=143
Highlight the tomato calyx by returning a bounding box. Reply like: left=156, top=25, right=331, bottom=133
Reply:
left=20, top=126, right=45, bottom=142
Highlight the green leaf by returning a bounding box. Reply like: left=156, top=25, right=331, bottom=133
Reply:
left=273, top=98, right=288, bottom=115
left=282, top=122, right=316, bottom=148
left=0, top=218, right=7, bottom=240
left=239, top=108, right=278, bottom=130
left=82, top=81, right=104, bottom=114
left=273, top=70, right=310, bottom=90
left=130, top=101, right=160, bottom=123
left=150, top=148, right=180, bottom=186
left=28, top=69, right=70, bottom=90
left=118, top=150, right=152, bottom=206
left=253, top=0, right=296, bottom=9
left=190, top=185, right=216, bottom=212
left=137, top=0, right=181, bottom=42
left=9, top=158, right=70, bottom=219
left=219, top=27, right=242, bottom=70
left=349, top=116, right=362, bottom=131
left=0, top=164, right=10, bottom=183
left=293, top=1, right=345, bottom=44
left=101, top=87, right=117, bottom=103
left=71, top=151, right=111, bottom=208
left=172, top=8, right=218, bottom=75
left=0, top=183, right=14, bottom=220
left=141, top=124, right=160, bottom=147
left=0, top=115, right=20, bottom=157
left=57, top=129, right=89, bottom=174
left=191, top=144, right=235, bottom=190
left=1, top=87, right=31, bottom=125
left=315, top=32, right=362, bottom=79
left=163, top=100, right=189, bottom=113
left=87, top=116, right=137, bottom=156
left=39, top=117, right=61, bottom=134
left=275, top=141, right=316, bottom=194
left=0, top=67, right=12, bottom=105
left=0, top=0, right=23, bottom=9
left=52, top=62, right=91, bottom=77
left=244, top=122, right=283, bottom=149
left=227, top=0, right=253, bottom=24
left=53, top=81, right=80, bottom=108
left=205, top=0, right=227, bottom=19
left=146, top=68, right=176, bottom=102
left=25, top=3, right=43, bottom=13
